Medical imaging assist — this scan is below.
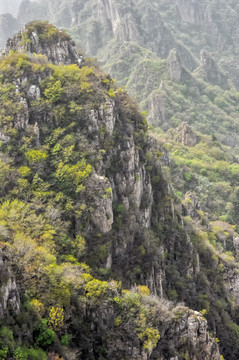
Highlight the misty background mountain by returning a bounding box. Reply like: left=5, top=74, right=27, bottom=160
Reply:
left=0, top=0, right=22, bottom=49
left=0, top=0, right=21, bottom=16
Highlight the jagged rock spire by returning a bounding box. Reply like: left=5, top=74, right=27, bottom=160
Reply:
left=200, top=49, right=228, bottom=89
left=4, top=21, right=83, bottom=66
left=167, top=48, right=182, bottom=82
left=176, top=122, right=199, bottom=147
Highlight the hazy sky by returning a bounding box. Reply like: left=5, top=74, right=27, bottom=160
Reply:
left=0, top=0, right=22, bottom=17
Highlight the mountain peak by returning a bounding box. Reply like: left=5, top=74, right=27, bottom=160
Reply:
left=167, top=48, right=182, bottom=82
left=5, top=20, right=83, bottom=66
left=200, top=49, right=229, bottom=89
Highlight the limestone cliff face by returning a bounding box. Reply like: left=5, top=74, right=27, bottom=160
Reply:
left=148, top=91, right=166, bottom=128
left=173, top=0, right=239, bottom=86
left=175, top=0, right=205, bottom=25
left=89, top=301, right=221, bottom=360
left=16, top=0, right=197, bottom=68
left=5, top=24, right=83, bottom=66
left=175, top=122, right=199, bottom=147
left=160, top=308, right=221, bottom=360
left=200, top=50, right=229, bottom=89
left=3, top=0, right=239, bottom=90
left=1, top=23, right=164, bottom=282
left=168, top=49, right=183, bottom=82
left=0, top=249, right=20, bottom=318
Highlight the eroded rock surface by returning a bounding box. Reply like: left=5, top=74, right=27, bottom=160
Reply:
left=176, top=122, right=199, bottom=147
left=0, top=249, right=20, bottom=318
left=168, top=49, right=182, bottom=82
left=5, top=24, right=83, bottom=66
left=200, top=50, right=229, bottom=89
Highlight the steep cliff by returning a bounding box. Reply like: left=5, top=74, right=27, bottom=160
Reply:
left=0, top=249, right=20, bottom=318
left=5, top=21, right=83, bottom=66
left=14, top=1, right=239, bottom=144
left=0, top=0, right=232, bottom=154
left=0, top=22, right=229, bottom=359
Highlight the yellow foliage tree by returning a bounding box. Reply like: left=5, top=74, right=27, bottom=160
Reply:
left=48, top=306, right=64, bottom=332
left=31, top=299, right=45, bottom=317
left=138, top=285, right=150, bottom=296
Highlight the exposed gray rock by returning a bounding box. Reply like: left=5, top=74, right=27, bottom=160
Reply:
left=15, top=97, right=29, bottom=129
left=99, top=100, right=116, bottom=136
left=33, top=121, right=40, bottom=146
left=175, top=0, right=204, bottom=24
left=90, top=174, right=113, bottom=234
left=176, top=122, right=199, bottom=147
left=0, top=23, right=227, bottom=359
left=27, top=84, right=41, bottom=100
left=88, top=100, right=116, bottom=136
left=200, top=50, right=229, bottom=89
left=182, top=192, right=201, bottom=219
left=0, top=249, right=20, bottom=318
left=16, top=0, right=197, bottom=70
left=93, top=299, right=221, bottom=360
left=148, top=92, right=166, bottom=127
left=0, top=131, right=10, bottom=143
left=224, top=267, right=239, bottom=305
left=147, top=259, right=165, bottom=298
left=167, top=309, right=221, bottom=360
left=97, top=0, right=121, bottom=35
left=233, top=236, right=239, bottom=257
left=5, top=25, right=83, bottom=66
left=168, top=49, right=182, bottom=82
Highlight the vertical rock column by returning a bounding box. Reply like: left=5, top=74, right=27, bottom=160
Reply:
left=0, top=249, right=20, bottom=318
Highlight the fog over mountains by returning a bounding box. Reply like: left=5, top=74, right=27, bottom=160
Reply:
left=0, top=0, right=22, bottom=16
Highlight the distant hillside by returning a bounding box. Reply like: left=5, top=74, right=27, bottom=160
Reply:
left=0, top=0, right=22, bottom=16
left=0, top=13, right=20, bottom=48
left=13, top=1, right=239, bottom=138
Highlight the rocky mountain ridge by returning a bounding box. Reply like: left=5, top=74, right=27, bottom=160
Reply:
left=5, top=22, right=83, bottom=66
left=11, top=0, right=238, bottom=146
left=0, top=22, right=227, bottom=359
left=1, top=1, right=239, bottom=143
left=2, top=2, right=239, bottom=359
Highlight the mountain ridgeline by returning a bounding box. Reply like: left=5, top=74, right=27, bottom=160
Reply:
left=3, top=0, right=239, bottom=229
left=1, top=3, right=239, bottom=146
